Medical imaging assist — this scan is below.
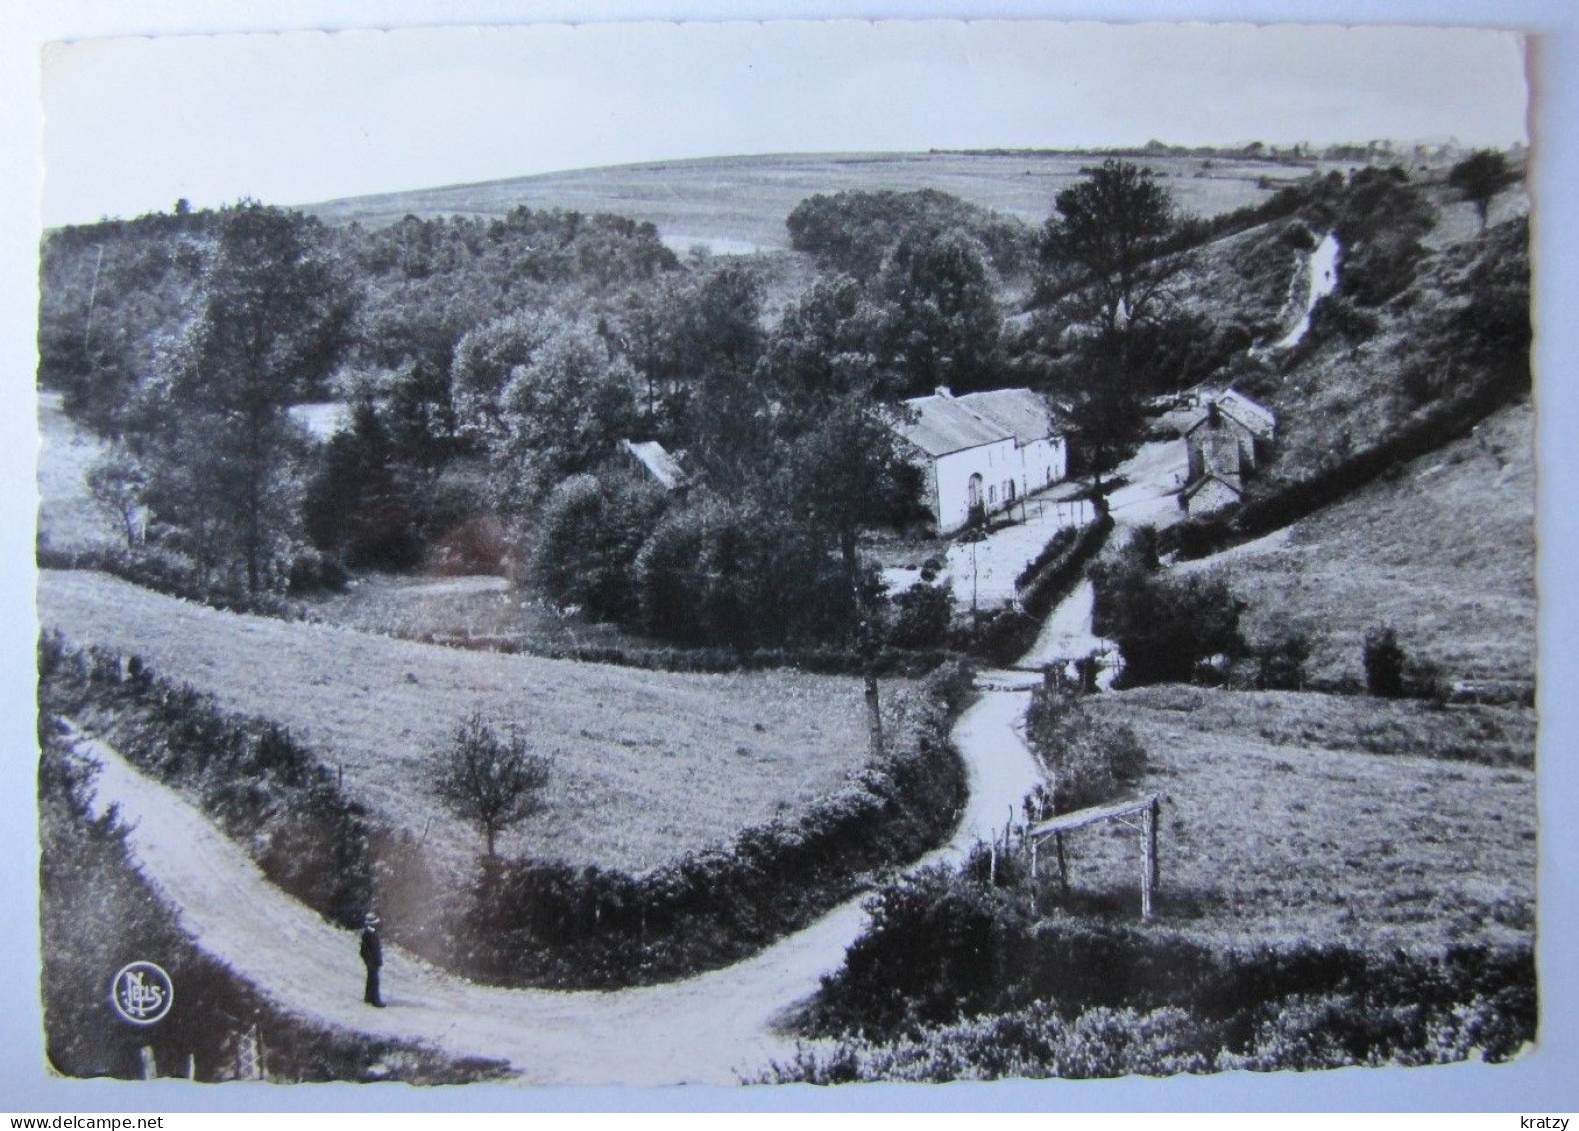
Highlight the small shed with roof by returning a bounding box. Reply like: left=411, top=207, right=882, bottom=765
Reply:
left=620, top=439, right=687, bottom=491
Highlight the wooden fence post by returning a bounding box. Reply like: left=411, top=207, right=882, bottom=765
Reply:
left=1139, top=801, right=1156, bottom=921
left=864, top=674, right=885, bottom=758
left=1149, top=796, right=1162, bottom=897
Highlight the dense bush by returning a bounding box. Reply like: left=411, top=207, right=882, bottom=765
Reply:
left=1331, top=166, right=1437, bottom=307
left=886, top=581, right=955, bottom=651
left=1364, top=625, right=1407, bottom=698
left=1024, top=687, right=1148, bottom=814
left=787, top=188, right=1033, bottom=279
left=302, top=400, right=425, bottom=572
left=783, top=860, right=1535, bottom=1080
left=528, top=467, right=668, bottom=623
left=1091, top=536, right=1245, bottom=686
left=821, top=863, right=1035, bottom=1037
left=1253, top=630, right=1312, bottom=691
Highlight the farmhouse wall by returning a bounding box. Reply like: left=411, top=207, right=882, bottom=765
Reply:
left=1019, top=435, right=1068, bottom=495
left=1184, top=474, right=1243, bottom=516
left=935, top=438, right=1020, bottom=534
left=1185, top=410, right=1256, bottom=477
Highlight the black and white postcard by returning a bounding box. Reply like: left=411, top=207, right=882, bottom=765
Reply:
left=10, top=5, right=1571, bottom=1109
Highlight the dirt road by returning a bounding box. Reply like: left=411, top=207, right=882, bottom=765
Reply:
left=72, top=676, right=1046, bottom=1084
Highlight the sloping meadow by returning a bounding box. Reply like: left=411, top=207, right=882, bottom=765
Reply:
left=40, top=630, right=974, bottom=989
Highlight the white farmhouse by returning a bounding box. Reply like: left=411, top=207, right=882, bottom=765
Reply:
left=886, top=387, right=1069, bottom=535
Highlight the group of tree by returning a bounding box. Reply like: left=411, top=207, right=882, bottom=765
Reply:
left=523, top=269, right=927, bottom=653
left=45, top=147, right=1524, bottom=651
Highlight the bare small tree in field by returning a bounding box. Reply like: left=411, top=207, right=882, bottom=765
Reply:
left=429, top=712, right=551, bottom=858
left=86, top=446, right=147, bottom=550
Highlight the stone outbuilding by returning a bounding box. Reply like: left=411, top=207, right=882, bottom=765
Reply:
left=1177, top=389, right=1276, bottom=517
left=1181, top=470, right=1244, bottom=516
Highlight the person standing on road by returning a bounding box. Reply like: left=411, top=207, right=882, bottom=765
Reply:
left=360, top=911, right=385, bottom=1007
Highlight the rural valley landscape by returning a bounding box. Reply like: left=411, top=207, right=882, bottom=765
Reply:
left=34, top=133, right=1536, bottom=1089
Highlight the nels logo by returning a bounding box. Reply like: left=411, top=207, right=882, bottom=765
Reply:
left=110, top=961, right=174, bottom=1025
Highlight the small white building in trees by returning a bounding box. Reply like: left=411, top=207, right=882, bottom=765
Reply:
left=886, top=387, right=1069, bottom=535
left=620, top=439, right=687, bottom=490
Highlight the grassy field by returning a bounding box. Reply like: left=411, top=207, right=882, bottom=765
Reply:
left=299, top=150, right=1317, bottom=245
left=299, top=572, right=650, bottom=653
left=37, top=391, right=120, bottom=556
left=39, top=569, right=887, bottom=878
left=1173, top=400, right=1535, bottom=692
left=1074, top=683, right=1535, bottom=952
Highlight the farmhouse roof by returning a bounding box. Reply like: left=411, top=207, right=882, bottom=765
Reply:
left=889, top=387, right=1064, bottom=458
left=889, top=392, right=1011, bottom=458
left=1213, top=389, right=1276, bottom=437
left=1183, top=400, right=1257, bottom=439
left=953, top=389, right=1063, bottom=446
left=622, top=439, right=686, bottom=490
left=1176, top=386, right=1276, bottom=439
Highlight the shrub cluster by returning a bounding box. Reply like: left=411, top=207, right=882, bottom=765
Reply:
left=1090, top=535, right=1245, bottom=687
left=787, top=188, right=1034, bottom=279
left=1252, top=630, right=1312, bottom=691
left=781, top=861, right=1535, bottom=1080
left=1023, top=687, right=1148, bottom=814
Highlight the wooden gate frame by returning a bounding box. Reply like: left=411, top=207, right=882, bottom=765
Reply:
left=1025, top=792, right=1162, bottom=919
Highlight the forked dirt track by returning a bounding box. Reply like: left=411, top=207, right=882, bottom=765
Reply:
left=72, top=676, right=1044, bottom=1084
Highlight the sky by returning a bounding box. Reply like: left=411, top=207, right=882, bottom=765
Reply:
left=39, top=19, right=1529, bottom=226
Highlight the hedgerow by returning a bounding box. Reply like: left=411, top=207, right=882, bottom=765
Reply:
left=771, top=861, right=1534, bottom=1082
left=956, top=517, right=1114, bottom=667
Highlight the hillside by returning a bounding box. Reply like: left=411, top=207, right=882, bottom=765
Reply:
left=38, top=569, right=881, bottom=878
left=1083, top=683, right=1533, bottom=950
left=1174, top=399, right=1534, bottom=694
left=300, top=150, right=1317, bottom=247
left=1167, top=171, right=1529, bottom=490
